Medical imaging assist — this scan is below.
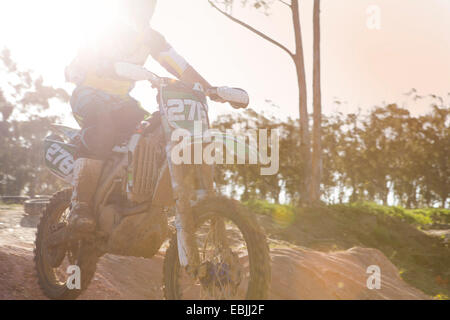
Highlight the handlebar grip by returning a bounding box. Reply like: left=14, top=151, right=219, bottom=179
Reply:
left=213, top=87, right=249, bottom=109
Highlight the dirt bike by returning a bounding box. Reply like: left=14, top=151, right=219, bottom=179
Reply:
left=34, top=68, right=271, bottom=300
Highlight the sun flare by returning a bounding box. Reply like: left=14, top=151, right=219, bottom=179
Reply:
left=2, top=0, right=127, bottom=79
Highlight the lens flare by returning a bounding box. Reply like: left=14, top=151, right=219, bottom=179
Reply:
left=271, top=206, right=295, bottom=228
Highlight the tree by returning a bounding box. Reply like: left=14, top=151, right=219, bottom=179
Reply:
left=211, top=96, right=449, bottom=208
left=208, top=0, right=313, bottom=204
left=311, top=0, right=322, bottom=203
left=0, top=48, right=69, bottom=197
left=419, top=105, right=449, bottom=207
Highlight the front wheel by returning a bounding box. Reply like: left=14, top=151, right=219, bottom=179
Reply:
left=34, top=188, right=99, bottom=299
left=163, top=197, right=271, bottom=299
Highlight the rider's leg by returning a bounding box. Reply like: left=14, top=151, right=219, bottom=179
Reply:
left=68, top=88, right=149, bottom=233
left=68, top=87, right=114, bottom=232
left=109, top=96, right=149, bottom=140
left=68, top=113, right=115, bottom=233
left=68, top=158, right=104, bottom=233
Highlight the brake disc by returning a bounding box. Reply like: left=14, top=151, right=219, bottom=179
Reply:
left=198, top=250, right=243, bottom=297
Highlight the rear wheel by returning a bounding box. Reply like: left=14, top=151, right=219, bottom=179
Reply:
left=34, top=188, right=99, bottom=299
left=163, top=197, right=271, bottom=300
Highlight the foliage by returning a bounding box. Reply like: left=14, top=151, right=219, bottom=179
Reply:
left=1, top=48, right=448, bottom=209
left=330, top=202, right=450, bottom=227
left=0, top=49, right=69, bottom=197
left=245, top=200, right=450, bottom=297
left=212, top=101, right=449, bottom=208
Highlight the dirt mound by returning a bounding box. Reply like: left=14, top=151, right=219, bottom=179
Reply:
left=0, top=207, right=429, bottom=300
left=269, top=246, right=428, bottom=299
left=0, top=244, right=429, bottom=300
left=0, top=245, right=44, bottom=299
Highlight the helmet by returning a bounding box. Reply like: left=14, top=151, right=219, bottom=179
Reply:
left=145, top=0, right=157, bottom=21
left=123, top=0, right=157, bottom=27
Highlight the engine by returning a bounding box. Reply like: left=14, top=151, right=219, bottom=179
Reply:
left=126, top=134, right=162, bottom=203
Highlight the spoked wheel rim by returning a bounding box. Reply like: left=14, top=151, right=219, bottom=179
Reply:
left=174, top=215, right=251, bottom=300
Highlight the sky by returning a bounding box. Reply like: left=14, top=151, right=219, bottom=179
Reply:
left=0, top=0, right=449, bottom=127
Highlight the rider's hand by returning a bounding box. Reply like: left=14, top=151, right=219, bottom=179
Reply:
left=208, top=87, right=249, bottom=109
left=207, top=88, right=226, bottom=104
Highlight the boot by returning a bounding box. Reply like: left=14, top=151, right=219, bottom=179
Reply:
left=68, top=158, right=104, bottom=234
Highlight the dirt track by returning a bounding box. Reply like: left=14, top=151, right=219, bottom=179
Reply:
left=0, top=205, right=430, bottom=300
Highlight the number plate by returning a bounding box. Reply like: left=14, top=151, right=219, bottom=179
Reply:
left=160, top=85, right=209, bottom=136
left=43, top=139, right=76, bottom=183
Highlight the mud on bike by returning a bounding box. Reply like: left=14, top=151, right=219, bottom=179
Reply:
left=34, top=64, right=271, bottom=299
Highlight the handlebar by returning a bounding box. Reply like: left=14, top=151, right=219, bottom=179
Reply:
left=114, top=62, right=249, bottom=109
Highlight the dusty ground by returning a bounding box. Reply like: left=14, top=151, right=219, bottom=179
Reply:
left=0, top=205, right=430, bottom=300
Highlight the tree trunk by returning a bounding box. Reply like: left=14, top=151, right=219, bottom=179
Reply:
left=209, top=0, right=315, bottom=205
left=311, top=0, right=322, bottom=204
left=382, top=189, right=388, bottom=206
left=29, top=179, right=36, bottom=199
left=291, top=0, right=312, bottom=205
left=241, top=173, right=249, bottom=201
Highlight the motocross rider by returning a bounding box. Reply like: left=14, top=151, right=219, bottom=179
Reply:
left=65, top=0, right=213, bottom=233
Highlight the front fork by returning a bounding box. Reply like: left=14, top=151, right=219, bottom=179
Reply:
left=167, top=145, right=226, bottom=275
left=172, top=169, right=200, bottom=272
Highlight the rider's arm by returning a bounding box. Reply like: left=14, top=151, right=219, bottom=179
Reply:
left=145, top=28, right=212, bottom=90
left=65, top=46, right=93, bottom=85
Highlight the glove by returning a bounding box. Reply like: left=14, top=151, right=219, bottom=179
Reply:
left=209, top=87, right=249, bottom=109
